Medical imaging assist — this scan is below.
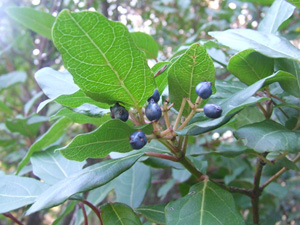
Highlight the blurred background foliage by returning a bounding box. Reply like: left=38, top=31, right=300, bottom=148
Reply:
left=0, top=0, right=300, bottom=225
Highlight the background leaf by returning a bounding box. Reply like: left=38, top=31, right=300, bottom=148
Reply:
left=234, top=120, right=300, bottom=153
left=52, top=10, right=155, bottom=107
left=26, top=153, right=143, bottom=215
left=168, top=43, right=215, bottom=116
left=136, top=204, right=166, bottom=224
left=165, top=180, right=245, bottom=225
left=131, top=32, right=159, bottom=59
left=6, top=7, right=55, bottom=39
left=286, top=0, right=300, bottom=8
left=0, top=71, right=27, bottom=90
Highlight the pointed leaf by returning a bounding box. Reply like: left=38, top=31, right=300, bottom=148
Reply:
left=17, top=117, right=72, bottom=174
left=6, top=7, right=55, bottom=39
left=234, top=120, right=300, bottom=153
left=100, top=202, right=142, bottom=225
left=209, top=29, right=300, bottom=61
left=228, top=49, right=274, bottom=85
left=258, top=0, right=295, bottom=33
left=52, top=10, right=155, bottom=107
left=165, top=180, right=245, bottom=225
left=131, top=32, right=159, bottom=59
left=26, top=153, right=143, bottom=215
left=31, top=147, right=85, bottom=185
left=58, top=119, right=136, bottom=161
left=168, top=43, right=215, bottom=116
left=0, top=71, right=27, bottom=90
left=0, top=175, right=48, bottom=213
left=136, top=204, right=166, bottom=224
left=152, top=61, right=171, bottom=94
left=114, top=162, right=151, bottom=208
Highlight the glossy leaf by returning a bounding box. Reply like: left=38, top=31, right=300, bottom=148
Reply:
left=0, top=175, right=48, bottom=213
left=136, top=204, right=166, bottom=224
left=31, top=147, right=85, bottom=185
left=100, top=202, right=142, bottom=225
left=52, top=10, right=155, bottom=107
left=165, top=180, right=245, bottom=225
left=26, top=153, right=143, bottom=215
left=6, top=7, right=55, bottom=39
left=258, top=0, right=295, bottom=33
left=0, top=71, right=27, bottom=90
left=234, top=120, right=300, bottom=153
left=168, top=43, right=215, bottom=116
left=17, top=117, right=72, bottom=174
left=58, top=119, right=136, bottom=161
left=209, top=29, right=300, bottom=61
left=131, top=32, right=159, bottom=59
left=113, top=162, right=151, bottom=208
left=228, top=49, right=274, bottom=85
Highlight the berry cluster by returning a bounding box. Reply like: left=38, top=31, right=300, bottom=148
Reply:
left=109, top=82, right=222, bottom=150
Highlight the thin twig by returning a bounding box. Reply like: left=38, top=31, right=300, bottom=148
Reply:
left=173, top=98, right=186, bottom=130
left=79, top=202, right=88, bottom=225
left=3, top=213, right=24, bottom=225
left=82, top=200, right=103, bottom=225
left=146, top=152, right=178, bottom=161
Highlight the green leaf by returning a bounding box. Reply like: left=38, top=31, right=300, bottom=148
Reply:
left=0, top=101, right=13, bottom=114
left=6, top=7, right=55, bottom=39
left=17, top=117, right=72, bottom=174
left=31, top=147, right=85, bottom=185
left=152, top=61, right=171, bottom=94
left=0, top=175, right=48, bottom=213
left=209, top=29, right=300, bottom=61
left=168, top=43, right=215, bottom=116
left=213, top=80, right=247, bottom=99
left=113, top=162, right=151, bottom=208
left=228, top=49, right=274, bottom=85
left=258, top=0, right=295, bottom=33
left=131, top=32, right=159, bottom=59
left=234, top=120, right=300, bottom=153
left=286, top=0, right=300, bottom=8
left=0, top=71, right=27, bottom=90
left=100, top=202, right=142, bottom=225
left=136, top=204, right=166, bottom=224
left=52, top=10, right=155, bottom=107
left=26, top=153, right=143, bottom=215
left=165, top=180, right=245, bottom=225
left=58, top=119, right=136, bottom=161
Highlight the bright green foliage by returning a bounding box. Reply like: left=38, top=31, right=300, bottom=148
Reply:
left=228, top=49, right=274, bottom=85
left=136, top=204, right=166, bottom=224
left=6, top=7, right=55, bottom=39
left=168, top=43, right=215, bottom=116
left=287, top=0, right=300, bottom=8
left=100, top=202, right=142, bottom=225
left=26, top=153, right=143, bottom=215
left=165, top=180, right=245, bottom=225
left=52, top=10, right=156, bottom=107
left=131, top=32, right=159, bottom=59
left=234, top=120, right=300, bottom=153
left=58, top=119, right=136, bottom=161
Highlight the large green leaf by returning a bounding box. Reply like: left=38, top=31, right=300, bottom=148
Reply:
left=258, top=0, right=295, bottom=33
left=165, top=180, right=245, bottom=225
left=100, top=202, right=142, bottom=225
left=131, top=32, right=159, bottom=59
left=234, top=120, right=300, bottom=153
left=26, top=153, right=143, bottom=215
left=6, top=7, right=55, bottom=39
left=228, top=49, right=274, bottom=85
left=58, top=119, right=136, bottom=161
left=0, top=175, right=48, bottom=213
left=52, top=10, right=155, bottom=107
left=113, top=162, right=151, bottom=208
left=286, top=0, right=300, bottom=8
left=136, top=204, right=166, bottom=224
left=17, top=117, right=72, bottom=174
left=0, top=71, right=27, bottom=90
left=31, top=147, right=85, bottom=185
left=168, top=43, right=215, bottom=116
left=209, top=29, right=300, bottom=61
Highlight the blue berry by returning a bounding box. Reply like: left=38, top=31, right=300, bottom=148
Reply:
left=147, top=89, right=160, bottom=103
left=146, top=99, right=162, bottom=121
left=204, top=104, right=222, bottom=118
left=195, top=81, right=212, bottom=99
left=129, top=131, right=147, bottom=149
left=110, top=103, right=129, bottom=122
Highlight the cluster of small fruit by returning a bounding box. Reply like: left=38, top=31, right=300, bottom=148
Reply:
left=110, top=81, right=222, bottom=150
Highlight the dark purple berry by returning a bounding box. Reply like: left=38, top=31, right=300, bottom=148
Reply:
left=129, top=131, right=147, bottom=149
left=110, top=103, right=129, bottom=122
left=204, top=104, right=222, bottom=118
left=146, top=99, right=162, bottom=121
left=195, top=81, right=212, bottom=99
left=147, top=89, right=160, bottom=103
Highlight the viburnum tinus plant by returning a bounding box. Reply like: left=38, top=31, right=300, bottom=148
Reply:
left=1, top=0, right=300, bottom=224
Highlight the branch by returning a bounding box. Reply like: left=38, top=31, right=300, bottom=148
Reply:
left=79, top=202, right=88, bottom=225
left=3, top=213, right=24, bottom=225
left=146, top=152, right=178, bottom=161
left=81, top=200, right=103, bottom=225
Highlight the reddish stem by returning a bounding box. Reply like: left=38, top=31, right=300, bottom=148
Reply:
left=146, top=152, right=178, bottom=161
left=79, top=202, right=88, bottom=225
left=3, top=213, right=24, bottom=225
left=82, top=200, right=103, bottom=225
